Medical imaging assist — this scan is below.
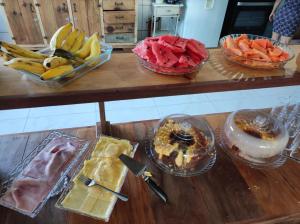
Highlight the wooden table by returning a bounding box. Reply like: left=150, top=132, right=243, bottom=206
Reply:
left=1, top=113, right=300, bottom=224
left=1, top=46, right=300, bottom=133
left=0, top=47, right=300, bottom=110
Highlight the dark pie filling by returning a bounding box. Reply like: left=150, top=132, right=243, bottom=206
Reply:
left=169, top=131, right=195, bottom=149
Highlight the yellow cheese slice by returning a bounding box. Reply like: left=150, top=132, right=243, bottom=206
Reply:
left=82, top=158, right=123, bottom=189
left=61, top=136, right=133, bottom=220
left=92, top=137, right=132, bottom=158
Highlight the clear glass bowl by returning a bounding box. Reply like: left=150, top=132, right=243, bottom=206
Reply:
left=220, top=109, right=290, bottom=168
left=0, top=131, right=90, bottom=218
left=134, top=41, right=209, bottom=76
left=56, top=135, right=139, bottom=222
left=20, top=42, right=113, bottom=88
left=146, top=114, right=216, bottom=177
left=219, top=34, right=294, bottom=70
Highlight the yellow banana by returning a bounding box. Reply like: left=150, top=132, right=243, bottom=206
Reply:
left=0, top=41, right=47, bottom=59
left=75, top=32, right=98, bottom=59
left=62, top=29, right=79, bottom=51
left=4, top=58, right=45, bottom=75
left=40, top=65, right=73, bottom=80
left=43, top=56, right=69, bottom=69
left=85, top=38, right=101, bottom=61
left=49, top=23, right=73, bottom=50
left=0, top=49, right=25, bottom=59
left=0, top=50, right=15, bottom=61
left=70, top=31, right=85, bottom=53
left=0, top=50, right=45, bottom=63
left=14, top=57, right=44, bottom=63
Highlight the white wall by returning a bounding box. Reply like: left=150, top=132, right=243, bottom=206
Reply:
left=0, top=7, right=12, bottom=42
left=181, top=0, right=228, bottom=47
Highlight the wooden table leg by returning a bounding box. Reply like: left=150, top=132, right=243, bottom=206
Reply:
left=97, top=102, right=111, bottom=136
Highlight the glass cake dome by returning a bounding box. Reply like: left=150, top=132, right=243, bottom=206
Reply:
left=146, top=114, right=216, bottom=177
left=221, top=109, right=289, bottom=168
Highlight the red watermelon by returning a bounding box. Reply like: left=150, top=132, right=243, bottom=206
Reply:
left=144, top=36, right=159, bottom=42
left=175, top=61, right=189, bottom=68
left=132, top=35, right=208, bottom=73
left=174, top=38, right=188, bottom=51
left=133, top=41, right=157, bottom=63
left=179, top=54, right=197, bottom=67
left=159, top=35, right=178, bottom=45
left=152, top=42, right=178, bottom=67
left=158, top=35, right=188, bottom=53
left=187, top=39, right=208, bottom=60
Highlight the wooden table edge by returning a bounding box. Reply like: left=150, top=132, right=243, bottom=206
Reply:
left=1, top=75, right=300, bottom=110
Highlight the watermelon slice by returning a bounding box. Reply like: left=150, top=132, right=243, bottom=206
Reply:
left=133, top=35, right=208, bottom=74
left=144, top=36, right=159, bottom=42
left=151, top=42, right=178, bottom=67
left=175, top=61, right=189, bottom=68
left=174, top=38, right=188, bottom=51
left=133, top=42, right=156, bottom=63
left=158, top=35, right=186, bottom=53
left=159, top=35, right=178, bottom=45
left=186, top=49, right=202, bottom=64
left=187, top=39, right=208, bottom=60
left=179, top=55, right=197, bottom=67
left=158, top=40, right=185, bottom=53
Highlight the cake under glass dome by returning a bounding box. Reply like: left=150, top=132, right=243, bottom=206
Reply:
left=146, top=114, right=216, bottom=177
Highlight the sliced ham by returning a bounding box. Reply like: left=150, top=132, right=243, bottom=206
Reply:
left=22, top=137, right=80, bottom=184
left=1, top=177, right=50, bottom=212
left=0, top=136, right=84, bottom=213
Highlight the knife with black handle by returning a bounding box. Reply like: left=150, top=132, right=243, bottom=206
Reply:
left=119, top=154, right=168, bottom=203
left=143, top=175, right=168, bottom=203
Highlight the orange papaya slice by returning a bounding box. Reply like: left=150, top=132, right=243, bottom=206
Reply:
left=253, top=39, right=269, bottom=49
left=268, top=47, right=283, bottom=57
left=238, top=40, right=251, bottom=52
left=251, top=41, right=267, bottom=54
left=252, top=48, right=271, bottom=62
left=225, top=36, right=237, bottom=49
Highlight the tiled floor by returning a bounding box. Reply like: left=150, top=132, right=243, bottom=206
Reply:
left=0, top=86, right=299, bottom=135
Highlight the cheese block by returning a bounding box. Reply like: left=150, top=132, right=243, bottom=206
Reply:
left=60, top=136, right=133, bottom=221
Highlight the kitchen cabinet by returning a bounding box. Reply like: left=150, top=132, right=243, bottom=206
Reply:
left=103, top=0, right=135, bottom=10
left=35, top=0, right=71, bottom=43
left=103, top=11, right=135, bottom=24
left=69, top=0, right=102, bottom=36
left=0, top=0, right=138, bottom=49
left=102, top=0, right=138, bottom=46
left=1, top=0, right=44, bottom=45
left=104, top=23, right=134, bottom=34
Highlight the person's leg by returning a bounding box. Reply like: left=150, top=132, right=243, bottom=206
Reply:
left=272, top=32, right=280, bottom=42
left=280, top=36, right=292, bottom=44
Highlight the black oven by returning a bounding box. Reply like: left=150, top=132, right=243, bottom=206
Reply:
left=221, top=0, right=275, bottom=38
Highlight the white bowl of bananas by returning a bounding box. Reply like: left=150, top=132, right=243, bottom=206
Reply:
left=0, top=23, right=112, bottom=88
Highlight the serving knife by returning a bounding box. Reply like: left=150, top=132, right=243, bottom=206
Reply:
left=119, top=154, right=168, bottom=203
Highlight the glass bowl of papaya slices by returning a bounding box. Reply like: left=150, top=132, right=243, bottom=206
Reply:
left=133, top=35, right=209, bottom=76
left=219, top=34, right=294, bottom=70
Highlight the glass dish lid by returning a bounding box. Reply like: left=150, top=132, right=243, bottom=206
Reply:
left=146, top=114, right=216, bottom=177
left=221, top=109, right=289, bottom=168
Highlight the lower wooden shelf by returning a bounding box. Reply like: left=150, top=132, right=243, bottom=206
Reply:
left=0, top=113, right=300, bottom=224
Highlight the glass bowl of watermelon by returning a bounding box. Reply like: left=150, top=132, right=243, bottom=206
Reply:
left=219, top=34, right=294, bottom=70
left=133, top=35, right=209, bottom=75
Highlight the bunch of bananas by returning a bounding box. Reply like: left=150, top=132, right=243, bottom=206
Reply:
left=0, top=23, right=101, bottom=81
